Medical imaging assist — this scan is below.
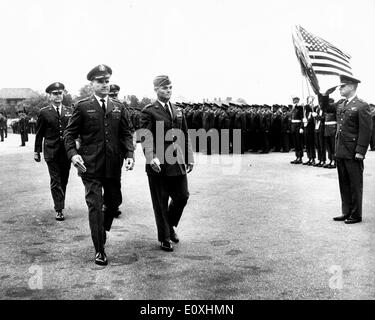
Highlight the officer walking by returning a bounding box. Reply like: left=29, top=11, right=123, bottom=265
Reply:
left=64, top=65, right=134, bottom=265
left=321, top=75, right=372, bottom=224
left=139, top=75, right=194, bottom=252
left=34, top=82, right=72, bottom=221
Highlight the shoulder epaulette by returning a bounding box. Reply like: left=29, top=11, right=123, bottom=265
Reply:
left=76, top=97, right=90, bottom=104
left=40, top=106, right=50, bottom=111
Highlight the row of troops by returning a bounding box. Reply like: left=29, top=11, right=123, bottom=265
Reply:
left=175, top=99, right=375, bottom=166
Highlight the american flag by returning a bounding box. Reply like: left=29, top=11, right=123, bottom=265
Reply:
left=298, top=26, right=352, bottom=77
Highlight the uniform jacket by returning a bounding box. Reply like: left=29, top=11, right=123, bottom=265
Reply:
left=139, top=101, right=194, bottom=176
left=64, top=95, right=134, bottom=178
left=290, top=105, right=303, bottom=133
left=34, top=104, right=72, bottom=162
left=321, top=95, right=372, bottom=159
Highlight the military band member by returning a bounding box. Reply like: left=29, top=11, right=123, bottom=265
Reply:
left=64, top=64, right=134, bottom=265
left=321, top=75, right=372, bottom=224
left=290, top=96, right=304, bottom=164
left=34, top=82, right=72, bottom=221
left=139, top=75, right=194, bottom=252
left=302, top=100, right=316, bottom=166
left=322, top=98, right=337, bottom=169
left=312, top=103, right=326, bottom=167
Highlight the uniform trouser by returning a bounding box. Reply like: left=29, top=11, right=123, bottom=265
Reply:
left=20, top=132, right=26, bottom=145
left=0, top=128, right=4, bottom=141
left=314, top=130, right=326, bottom=162
left=336, top=158, right=364, bottom=218
left=280, top=132, right=290, bottom=152
left=371, top=126, right=375, bottom=149
left=147, top=174, right=189, bottom=242
left=81, top=176, right=122, bottom=253
left=46, top=160, right=71, bottom=212
left=325, top=135, right=335, bottom=161
left=305, top=128, right=316, bottom=159
left=292, top=130, right=303, bottom=158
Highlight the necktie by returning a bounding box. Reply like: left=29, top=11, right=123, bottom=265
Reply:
left=100, top=98, right=106, bottom=113
left=343, top=99, right=348, bottom=107
left=56, top=106, right=60, bottom=117
left=165, top=103, right=172, bottom=118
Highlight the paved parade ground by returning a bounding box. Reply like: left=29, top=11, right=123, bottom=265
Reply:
left=0, top=133, right=374, bottom=300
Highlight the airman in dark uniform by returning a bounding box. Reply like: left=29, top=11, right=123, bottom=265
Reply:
left=0, top=112, right=6, bottom=142
left=64, top=64, right=134, bottom=265
left=139, top=75, right=194, bottom=252
left=34, top=82, right=72, bottom=221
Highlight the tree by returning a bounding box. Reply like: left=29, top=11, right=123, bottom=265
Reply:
left=139, top=97, right=152, bottom=109
left=75, top=84, right=94, bottom=102
left=20, top=94, right=49, bottom=117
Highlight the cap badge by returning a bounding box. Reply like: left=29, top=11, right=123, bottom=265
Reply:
left=99, top=65, right=105, bottom=71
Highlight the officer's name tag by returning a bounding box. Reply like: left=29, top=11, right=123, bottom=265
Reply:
left=113, top=106, right=121, bottom=113
left=65, top=112, right=72, bottom=117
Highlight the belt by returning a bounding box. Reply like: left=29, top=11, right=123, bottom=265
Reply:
left=291, top=120, right=301, bottom=123
left=325, top=121, right=337, bottom=125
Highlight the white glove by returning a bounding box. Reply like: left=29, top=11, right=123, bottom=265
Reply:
left=299, top=128, right=304, bottom=134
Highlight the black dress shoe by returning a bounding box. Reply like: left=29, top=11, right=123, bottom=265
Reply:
left=160, top=241, right=173, bottom=252
left=95, top=252, right=108, bottom=265
left=55, top=211, right=65, bottom=221
left=170, top=229, right=179, bottom=243
left=313, top=161, right=321, bottom=167
left=308, top=160, right=315, bottom=166
left=344, top=217, right=362, bottom=224
left=295, top=159, right=302, bottom=164
left=323, top=163, right=331, bottom=168
left=290, top=159, right=298, bottom=164
left=330, top=163, right=336, bottom=169
left=113, top=210, right=122, bottom=218
left=303, top=160, right=310, bottom=165
left=333, top=215, right=350, bottom=221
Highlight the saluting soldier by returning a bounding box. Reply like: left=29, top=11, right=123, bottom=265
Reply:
left=64, top=64, right=134, bottom=265
left=321, top=75, right=372, bottom=224
left=139, top=75, right=194, bottom=252
left=34, top=82, right=72, bottom=221
left=302, top=100, right=316, bottom=166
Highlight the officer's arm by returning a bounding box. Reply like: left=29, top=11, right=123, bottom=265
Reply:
left=139, top=109, right=156, bottom=163
left=182, top=112, right=194, bottom=165
left=356, top=103, right=373, bottom=157
left=34, top=112, right=46, bottom=154
left=63, top=105, right=81, bottom=160
left=120, top=107, right=135, bottom=159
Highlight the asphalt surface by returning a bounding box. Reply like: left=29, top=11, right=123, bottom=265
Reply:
left=0, top=133, right=374, bottom=300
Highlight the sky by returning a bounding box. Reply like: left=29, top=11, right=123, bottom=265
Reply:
left=0, top=0, right=374, bottom=104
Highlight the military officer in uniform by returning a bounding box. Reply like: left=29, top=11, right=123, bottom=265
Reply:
left=321, top=75, right=372, bottom=224
left=0, top=112, right=6, bottom=142
left=108, top=83, right=136, bottom=219
left=64, top=65, right=134, bottom=265
left=139, top=75, right=194, bottom=252
left=290, top=96, right=304, bottom=164
left=34, top=82, right=72, bottom=221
